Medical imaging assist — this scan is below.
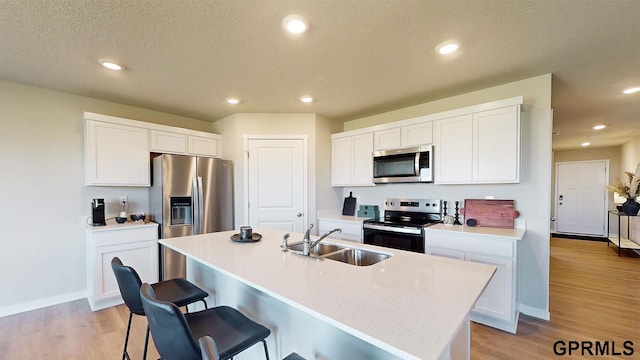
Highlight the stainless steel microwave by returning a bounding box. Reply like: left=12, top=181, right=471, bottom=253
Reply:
left=372, top=145, right=433, bottom=183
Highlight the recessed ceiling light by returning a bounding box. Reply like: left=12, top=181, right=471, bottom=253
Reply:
left=581, top=142, right=591, bottom=147
left=623, top=86, right=640, bottom=94
left=299, top=95, right=314, bottom=103
left=593, top=125, right=606, bottom=130
left=283, top=14, right=309, bottom=34
left=98, top=59, right=124, bottom=71
left=226, top=97, right=240, bottom=105
left=436, top=41, right=459, bottom=55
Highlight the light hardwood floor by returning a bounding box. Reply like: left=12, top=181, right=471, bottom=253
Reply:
left=0, top=238, right=638, bottom=359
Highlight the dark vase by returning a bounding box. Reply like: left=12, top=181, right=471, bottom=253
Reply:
left=621, top=198, right=640, bottom=216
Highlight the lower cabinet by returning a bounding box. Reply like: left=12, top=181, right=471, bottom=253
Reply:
left=317, top=216, right=366, bottom=243
left=425, top=227, right=521, bottom=333
left=85, top=222, right=159, bottom=311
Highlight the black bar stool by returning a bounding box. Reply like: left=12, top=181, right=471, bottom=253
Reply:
left=111, top=257, right=209, bottom=360
left=140, top=282, right=271, bottom=360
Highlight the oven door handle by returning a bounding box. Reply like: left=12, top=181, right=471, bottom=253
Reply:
left=363, top=223, right=423, bottom=235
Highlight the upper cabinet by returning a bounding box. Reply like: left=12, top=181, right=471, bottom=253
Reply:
left=400, top=121, right=433, bottom=148
left=332, top=132, right=374, bottom=187
left=373, top=121, right=434, bottom=151
left=150, top=130, right=220, bottom=157
left=85, top=120, right=150, bottom=186
left=331, top=96, right=522, bottom=186
left=85, top=112, right=222, bottom=186
left=374, top=128, right=401, bottom=150
left=433, top=105, right=521, bottom=184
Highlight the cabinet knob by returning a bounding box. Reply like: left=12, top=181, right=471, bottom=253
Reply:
left=296, top=212, right=302, bottom=217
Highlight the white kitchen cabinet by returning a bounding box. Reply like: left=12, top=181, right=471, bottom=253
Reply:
left=473, top=106, right=520, bottom=183
left=374, top=128, right=401, bottom=150
left=424, top=224, right=523, bottom=333
left=433, top=114, right=474, bottom=183
left=400, top=121, right=433, bottom=147
left=150, top=130, right=221, bottom=157
left=187, top=135, right=219, bottom=157
left=317, top=215, right=367, bottom=243
left=150, top=130, right=187, bottom=154
left=85, top=120, right=150, bottom=186
left=433, top=105, right=520, bottom=184
left=331, top=132, right=374, bottom=186
left=85, top=222, right=159, bottom=311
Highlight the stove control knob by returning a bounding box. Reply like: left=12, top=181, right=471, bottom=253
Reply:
left=425, top=203, right=430, bottom=207
left=432, top=203, right=437, bottom=207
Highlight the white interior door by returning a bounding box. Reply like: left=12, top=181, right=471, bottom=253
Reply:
left=555, top=160, right=608, bottom=236
left=246, top=138, right=307, bottom=232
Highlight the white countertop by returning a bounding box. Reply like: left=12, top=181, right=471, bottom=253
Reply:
left=160, top=228, right=495, bottom=359
left=85, top=219, right=158, bottom=232
left=427, top=223, right=525, bottom=240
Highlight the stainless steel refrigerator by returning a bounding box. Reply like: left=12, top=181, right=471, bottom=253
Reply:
left=149, top=154, right=233, bottom=280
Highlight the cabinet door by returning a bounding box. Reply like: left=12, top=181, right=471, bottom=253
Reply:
left=188, top=135, right=219, bottom=157
left=331, top=136, right=353, bottom=186
left=473, top=106, right=520, bottom=183
left=426, top=246, right=466, bottom=260
left=150, top=130, right=187, bottom=154
left=85, top=120, right=150, bottom=186
left=95, top=239, right=159, bottom=302
left=467, top=253, right=514, bottom=322
left=433, top=115, right=473, bottom=184
left=374, top=128, right=401, bottom=150
left=351, top=133, right=374, bottom=185
left=401, top=121, right=433, bottom=147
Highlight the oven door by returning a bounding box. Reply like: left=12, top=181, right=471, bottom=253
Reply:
left=363, top=223, right=425, bottom=253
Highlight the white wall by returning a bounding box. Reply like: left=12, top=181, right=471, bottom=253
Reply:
left=340, top=74, right=553, bottom=319
left=212, top=113, right=343, bottom=232
left=0, top=80, right=214, bottom=315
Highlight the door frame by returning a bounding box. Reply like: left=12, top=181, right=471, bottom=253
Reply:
left=553, top=160, right=609, bottom=235
left=242, top=135, right=309, bottom=231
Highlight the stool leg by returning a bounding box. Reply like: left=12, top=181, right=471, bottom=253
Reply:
left=142, top=325, right=150, bottom=360
left=201, top=299, right=208, bottom=309
left=262, top=339, right=270, bottom=360
left=122, top=312, right=133, bottom=360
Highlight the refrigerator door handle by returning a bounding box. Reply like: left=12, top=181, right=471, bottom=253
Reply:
left=197, top=176, right=204, bottom=234
left=192, top=176, right=200, bottom=234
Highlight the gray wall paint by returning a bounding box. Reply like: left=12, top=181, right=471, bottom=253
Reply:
left=0, top=80, right=214, bottom=312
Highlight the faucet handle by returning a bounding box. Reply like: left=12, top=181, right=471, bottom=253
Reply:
left=281, top=233, right=290, bottom=252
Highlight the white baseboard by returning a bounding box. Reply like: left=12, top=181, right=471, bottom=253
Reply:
left=519, top=303, right=550, bottom=320
left=0, top=291, right=87, bottom=318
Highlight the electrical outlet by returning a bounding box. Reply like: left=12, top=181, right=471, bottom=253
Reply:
left=485, top=195, right=494, bottom=199
left=119, top=195, right=128, bottom=204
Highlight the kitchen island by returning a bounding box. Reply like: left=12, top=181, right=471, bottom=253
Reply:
left=160, top=228, right=495, bottom=360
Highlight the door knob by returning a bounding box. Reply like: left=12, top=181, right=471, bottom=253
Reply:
left=296, top=212, right=302, bottom=217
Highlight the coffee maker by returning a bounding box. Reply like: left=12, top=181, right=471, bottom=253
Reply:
left=91, top=198, right=106, bottom=226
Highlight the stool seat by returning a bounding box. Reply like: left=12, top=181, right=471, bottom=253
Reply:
left=151, top=277, right=209, bottom=310
left=283, top=352, right=306, bottom=360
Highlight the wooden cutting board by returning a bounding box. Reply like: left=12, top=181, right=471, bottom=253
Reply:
left=461, top=199, right=519, bottom=228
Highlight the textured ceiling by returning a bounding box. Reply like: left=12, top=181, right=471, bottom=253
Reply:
left=0, top=0, right=638, bottom=150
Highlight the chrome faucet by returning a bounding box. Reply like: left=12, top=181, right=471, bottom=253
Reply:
left=303, top=227, right=342, bottom=256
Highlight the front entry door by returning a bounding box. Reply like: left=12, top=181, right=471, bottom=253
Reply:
left=246, top=137, right=307, bottom=232
left=555, top=160, right=608, bottom=236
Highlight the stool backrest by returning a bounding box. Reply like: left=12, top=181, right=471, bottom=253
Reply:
left=140, top=283, right=201, bottom=360
left=110, top=257, right=144, bottom=315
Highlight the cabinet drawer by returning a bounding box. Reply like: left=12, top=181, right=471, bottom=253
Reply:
left=426, top=231, right=514, bottom=258
left=90, top=225, right=158, bottom=247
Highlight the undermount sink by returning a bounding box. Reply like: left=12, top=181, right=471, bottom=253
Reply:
left=287, top=241, right=345, bottom=256
left=286, top=241, right=390, bottom=266
left=322, top=248, right=390, bottom=266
